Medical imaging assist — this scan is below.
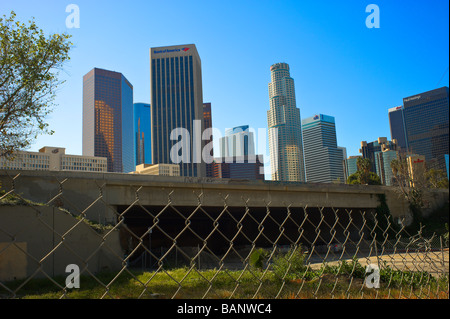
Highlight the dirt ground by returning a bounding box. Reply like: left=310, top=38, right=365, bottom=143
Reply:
left=307, top=249, right=449, bottom=277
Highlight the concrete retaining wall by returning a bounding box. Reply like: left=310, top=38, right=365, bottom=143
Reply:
left=0, top=206, right=124, bottom=282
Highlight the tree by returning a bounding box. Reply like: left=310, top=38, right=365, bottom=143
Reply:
left=0, top=11, right=72, bottom=157
left=356, top=157, right=372, bottom=185
left=389, top=157, right=450, bottom=233
left=390, top=158, right=424, bottom=209
left=346, top=157, right=381, bottom=185
left=425, top=169, right=449, bottom=189
left=347, top=171, right=381, bottom=185
left=390, top=159, right=449, bottom=208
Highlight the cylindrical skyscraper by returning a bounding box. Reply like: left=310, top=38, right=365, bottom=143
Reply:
left=267, top=63, right=305, bottom=182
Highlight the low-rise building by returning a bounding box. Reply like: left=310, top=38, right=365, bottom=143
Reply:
left=212, top=155, right=265, bottom=180
left=0, top=147, right=107, bottom=172
left=407, top=154, right=426, bottom=187
left=131, top=163, right=181, bottom=176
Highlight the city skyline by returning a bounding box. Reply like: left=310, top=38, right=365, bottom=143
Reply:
left=0, top=1, right=448, bottom=180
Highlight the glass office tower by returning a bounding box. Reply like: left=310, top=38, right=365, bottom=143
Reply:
left=267, top=63, right=305, bottom=182
left=388, top=105, right=408, bottom=150
left=150, top=44, right=206, bottom=177
left=402, top=87, right=449, bottom=170
left=83, top=68, right=134, bottom=173
left=134, top=103, right=151, bottom=166
left=345, top=156, right=362, bottom=182
left=374, top=150, right=398, bottom=186
left=302, top=114, right=345, bottom=183
left=220, top=125, right=255, bottom=158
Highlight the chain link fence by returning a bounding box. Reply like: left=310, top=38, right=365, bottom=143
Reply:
left=0, top=171, right=448, bottom=299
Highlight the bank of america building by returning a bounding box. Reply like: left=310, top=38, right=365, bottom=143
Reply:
left=150, top=44, right=206, bottom=177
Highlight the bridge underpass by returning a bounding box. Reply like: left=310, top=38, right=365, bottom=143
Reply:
left=118, top=204, right=370, bottom=268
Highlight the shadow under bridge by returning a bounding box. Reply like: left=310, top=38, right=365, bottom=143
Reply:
left=117, top=204, right=371, bottom=268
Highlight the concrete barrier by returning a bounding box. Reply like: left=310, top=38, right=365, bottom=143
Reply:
left=0, top=206, right=124, bottom=282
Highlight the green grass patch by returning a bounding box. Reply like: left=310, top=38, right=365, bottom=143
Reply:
left=0, top=189, right=44, bottom=206
left=1, top=258, right=447, bottom=299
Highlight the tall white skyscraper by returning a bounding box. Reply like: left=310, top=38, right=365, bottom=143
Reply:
left=267, top=63, right=305, bottom=182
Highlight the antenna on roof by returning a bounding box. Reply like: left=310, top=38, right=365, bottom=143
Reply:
left=436, top=66, right=449, bottom=88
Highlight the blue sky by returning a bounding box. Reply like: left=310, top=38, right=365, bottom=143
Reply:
left=1, top=0, right=449, bottom=178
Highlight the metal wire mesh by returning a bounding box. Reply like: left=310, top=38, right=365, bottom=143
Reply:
left=0, top=171, right=448, bottom=299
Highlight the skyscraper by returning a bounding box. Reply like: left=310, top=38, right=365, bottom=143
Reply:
left=203, top=102, right=214, bottom=177
left=214, top=125, right=264, bottom=180
left=150, top=44, right=206, bottom=177
left=389, top=87, right=449, bottom=171
left=83, top=68, right=134, bottom=173
left=267, top=63, right=305, bottom=182
left=203, top=103, right=212, bottom=132
left=134, top=103, right=151, bottom=166
left=220, top=125, right=255, bottom=158
left=402, top=87, right=449, bottom=170
left=344, top=155, right=362, bottom=182
left=359, top=137, right=398, bottom=174
left=388, top=105, right=408, bottom=150
left=374, top=149, right=398, bottom=186
left=302, top=114, right=344, bottom=183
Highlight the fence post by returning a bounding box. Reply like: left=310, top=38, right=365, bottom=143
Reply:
left=198, top=244, right=201, bottom=270
left=374, top=236, right=381, bottom=272
left=148, top=227, right=152, bottom=270
left=440, top=236, right=445, bottom=269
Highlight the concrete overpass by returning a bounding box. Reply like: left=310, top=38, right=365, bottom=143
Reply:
left=1, top=169, right=448, bottom=270
left=1, top=169, right=447, bottom=223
